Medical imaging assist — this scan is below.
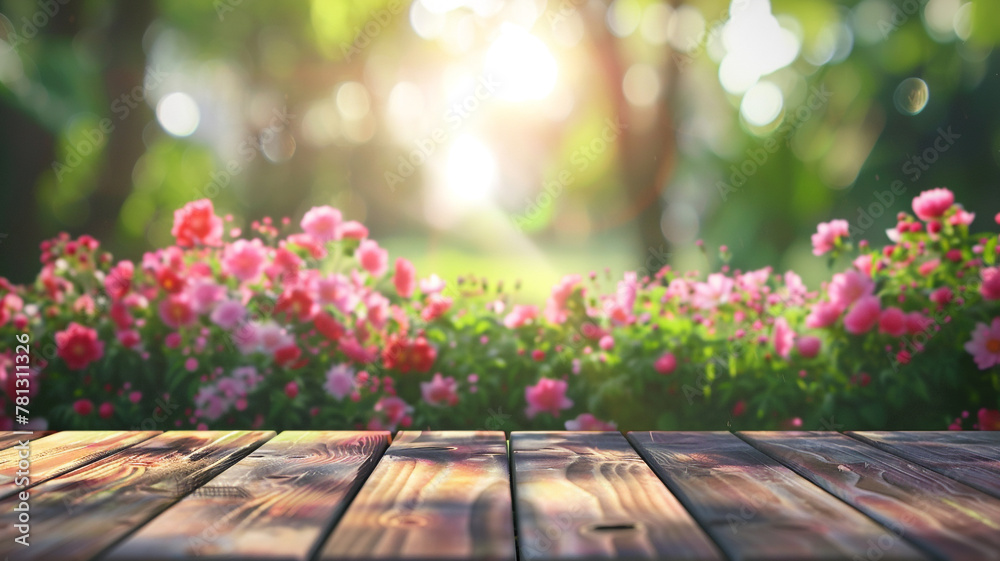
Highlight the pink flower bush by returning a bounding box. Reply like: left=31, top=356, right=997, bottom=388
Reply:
left=811, top=219, right=850, bottom=256
left=5, top=189, right=998, bottom=432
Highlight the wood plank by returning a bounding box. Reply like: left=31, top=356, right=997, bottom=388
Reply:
left=849, top=431, right=1000, bottom=500
left=628, top=431, right=926, bottom=561
left=0, top=431, right=54, bottom=451
left=740, top=431, right=1000, bottom=561
left=317, top=430, right=515, bottom=561
left=104, top=431, right=390, bottom=561
left=0, top=430, right=273, bottom=561
left=0, top=431, right=159, bottom=499
left=512, top=431, right=722, bottom=561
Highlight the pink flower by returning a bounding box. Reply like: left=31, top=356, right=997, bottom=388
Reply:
left=420, top=294, right=452, bottom=322
left=421, top=373, right=459, bottom=407
left=654, top=352, right=677, bottom=374
left=338, top=220, right=368, bottom=240
left=419, top=274, right=446, bottom=295
left=158, top=293, right=196, bottom=329
left=692, top=273, right=734, bottom=309
left=598, top=335, right=615, bottom=351
left=949, top=208, right=975, bottom=227
left=878, top=307, right=907, bottom=337
left=772, top=317, right=795, bottom=359
left=185, top=357, right=199, bottom=372
left=104, top=260, right=133, bottom=300
left=930, top=287, right=953, bottom=308
left=905, top=312, right=933, bottom=335
left=56, top=323, right=104, bottom=370
left=356, top=239, right=388, bottom=277
left=964, top=318, right=1000, bottom=370
left=545, top=274, right=582, bottom=324
left=300, top=205, right=342, bottom=243
left=171, top=199, right=223, bottom=248
left=285, top=381, right=299, bottom=398
left=504, top=305, right=539, bottom=329
left=844, top=295, right=881, bottom=335
left=565, top=413, right=617, bottom=431
left=99, top=402, right=114, bottom=419
left=525, top=378, right=573, bottom=419
left=324, top=364, right=354, bottom=401
left=853, top=254, right=875, bottom=276
left=375, top=396, right=413, bottom=426
left=911, top=187, right=953, bottom=221
left=811, top=219, right=850, bottom=256
left=795, top=336, right=821, bottom=358
left=393, top=258, right=416, bottom=298
left=981, top=267, right=1000, bottom=301
left=210, top=300, right=247, bottom=330
left=806, top=301, right=843, bottom=329
left=828, top=270, right=875, bottom=309
left=223, top=239, right=267, bottom=283
left=117, top=330, right=141, bottom=349
left=73, top=399, right=93, bottom=416
left=188, top=280, right=225, bottom=314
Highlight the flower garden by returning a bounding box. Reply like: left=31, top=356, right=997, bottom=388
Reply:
left=2, top=188, right=999, bottom=432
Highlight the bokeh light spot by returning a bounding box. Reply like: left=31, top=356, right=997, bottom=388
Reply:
left=156, top=92, right=200, bottom=137
left=740, top=80, right=784, bottom=127
left=893, top=77, right=929, bottom=115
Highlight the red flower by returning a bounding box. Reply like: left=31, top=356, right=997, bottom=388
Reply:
left=104, top=260, right=133, bottom=300
left=382, top=335, right=436, bottom=373
left=56, top=322, right=105, bottom=370
left=274, top=344, right=303, bottom=368
left=156, top=267, right=186, bottom=294
left=171, top=199, right=223, bottom=248
left=313, top=312, right=345, bottom=341
left=73, top=399, right=94, bottom=416
left=275, top=288, right=315, bottom=321
left=420, top=294, right=452, bottom=322
left=158, top=294, right=196, bottom=329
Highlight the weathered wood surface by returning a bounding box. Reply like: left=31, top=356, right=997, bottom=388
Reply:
left=0, top=431, right=159, bottom=500
left=104, top=431, right=390, bottom=561
left=849, top=431, right=1000, bottom=500
left=628, top=431, right=926, bottom=561
left=317, top=430, right=515, bottom=561
left=512, top=431, right=722, bottom=561
left=0, top=431, right=53, bottom=451
left=0, top=430, right=273, bottom=561
left=741, top=431, right=1000, bottom=561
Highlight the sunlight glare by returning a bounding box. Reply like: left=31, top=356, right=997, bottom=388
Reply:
left=484, top=24, right=557, bottom=102
left=445, top=135, right=497, bottom=204
left=718, top=0, right=800, bottom=94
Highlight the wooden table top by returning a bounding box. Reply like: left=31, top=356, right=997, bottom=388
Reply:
left=0, top=430, right=998, bottom=561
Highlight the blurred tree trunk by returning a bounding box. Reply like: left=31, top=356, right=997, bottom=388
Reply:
left=584, top=0, right=681, bottom=271
left=90, top=0, right=155, bottom=244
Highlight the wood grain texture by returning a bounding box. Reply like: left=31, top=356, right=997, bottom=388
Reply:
left=317, top=430, right=515, bottom=561
left=0, top=431, right=159, bottom=499
left=741, top=431, right=1000, bottom=561
left=0, top=430, right=273, bottom=561
left=512, top=431, right=722, bottom=561
left=0, top=431, right=54, bottom=451
left=849, top=431, right=1000, bottom=500
left=628, top=431, right=926, bottom=561
left=104, top=431, right=390, bottom=561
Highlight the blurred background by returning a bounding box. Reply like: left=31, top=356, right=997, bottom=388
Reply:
left=1, top=0, right=998, bottom=302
